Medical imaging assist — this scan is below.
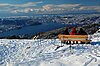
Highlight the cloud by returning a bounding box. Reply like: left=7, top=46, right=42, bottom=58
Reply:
left=79, top=6, right=100, bottom=12
left=0, top=1, right=42, bottom=10
left=40, top=4, right=100, bottom=13
left=11, top=8, right=34, bottom=13
left=0, top=1, right=42, bottom=7
left=12, top=4, right=80, bottom=13
left=14, top=2, right=43, bottom=7
left=0, top=2, right=100, bottom=14
left=0, top=3, right=11, bottom=7
left=42, top=4, right=80, bottom=10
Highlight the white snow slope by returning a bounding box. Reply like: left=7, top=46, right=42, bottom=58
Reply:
left=0, top=39, right=100, bottom=66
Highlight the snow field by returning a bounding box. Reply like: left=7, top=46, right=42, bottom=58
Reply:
left=0, top=39, right=100, bottom=66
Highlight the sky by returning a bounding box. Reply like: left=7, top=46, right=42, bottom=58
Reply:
left=0, top=0, right=100, bottom=17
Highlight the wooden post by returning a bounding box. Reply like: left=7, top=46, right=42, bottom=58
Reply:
left=69, top=42, right=73, bottom=54
left=61, top=36, right=64, bottom=46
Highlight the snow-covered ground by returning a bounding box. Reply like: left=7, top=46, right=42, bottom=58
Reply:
left=91, top=29, right=100, bottom=42
left=0, top=39, right=100, bottom=66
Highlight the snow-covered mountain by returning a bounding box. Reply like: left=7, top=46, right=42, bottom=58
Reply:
left=90, top=29, right=100, bottom=45
left=0, top=14, right=100, bottom=38
left=0, top=38, right=100, bottom=66
left=0, top=28, right=100, bottom=66
left=91, top=29, right=100, bottom=41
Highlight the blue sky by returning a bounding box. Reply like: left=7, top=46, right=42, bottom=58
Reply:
left=0, top=0, right=100, bottom=17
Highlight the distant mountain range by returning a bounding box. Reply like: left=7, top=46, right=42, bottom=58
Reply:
left=0, top=14, right=99, bottom=39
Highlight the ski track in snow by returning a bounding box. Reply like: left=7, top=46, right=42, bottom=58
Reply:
left=0, top=39, right=100, bottom=66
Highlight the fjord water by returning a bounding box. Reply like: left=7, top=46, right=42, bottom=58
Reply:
left=0, top=23, right=67, bottom=37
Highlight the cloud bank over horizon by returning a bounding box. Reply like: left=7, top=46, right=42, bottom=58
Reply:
left=0, top=0, right=100, bottom=16
left=11, top=3, right=100, bottom=14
